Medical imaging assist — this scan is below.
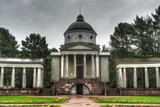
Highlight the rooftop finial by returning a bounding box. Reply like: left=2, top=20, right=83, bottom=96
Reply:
left=79, top=0, right=82, bottom=15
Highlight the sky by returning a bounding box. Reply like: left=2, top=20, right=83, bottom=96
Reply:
left=0, top=0, right=159, bottom=50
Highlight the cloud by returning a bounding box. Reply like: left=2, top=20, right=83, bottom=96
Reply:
left=0, top=0, right=159, bottom=49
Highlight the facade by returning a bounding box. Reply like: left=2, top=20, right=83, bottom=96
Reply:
left=51, top=15, right=110, bottom=95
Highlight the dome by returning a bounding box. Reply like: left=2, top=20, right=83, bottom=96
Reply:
left=64, top=15, right=96, bottom=35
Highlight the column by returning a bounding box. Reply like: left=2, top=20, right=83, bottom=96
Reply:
left=22, top=68, right=26, bottom=88
left=96, top=55, right=99, bottom=78
left=119, top=68, right=123, bottom=88
left=33, top=68, right=37, bottom=88
left=37, top=68, right=41, bottom=88
left=11, top=67, right=15, bottom=88
left=65, top=55, right=68, bottom=78
left=0, top=67, right=4, bottom=88
left=123, top=68, right=126, bottom=88
left=156, top=67, right=160, bottom=88
left=91, top=54, right=95, bottom=78
left=73, top=55, right=77, bottom=78
left=41, top=69, right=44, bottom=87
left=133, top=68, right=137, bottom=88
left=61, top=55, right=64, bottom=78
left=145, top=67, right=149, bottom=88
left=83, top=54, right=87, bottom=78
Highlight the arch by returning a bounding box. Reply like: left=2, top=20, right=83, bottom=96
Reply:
left=69, top=84, right=90, bottom=95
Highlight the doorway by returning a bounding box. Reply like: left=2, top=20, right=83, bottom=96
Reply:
left=76, top=66, right=83, bottom=79
left=77, top=84, right=83, bottom=94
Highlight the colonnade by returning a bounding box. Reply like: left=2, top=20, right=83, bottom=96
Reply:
left=61, top=54, right=99, bottom=78
left=0, top=67, right=43, bottom=88
left=117, top=67, right=160, bottom=88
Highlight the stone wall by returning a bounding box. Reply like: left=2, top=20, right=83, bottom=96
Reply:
left=0, top=88, right=38, bottom=96
left=51, top=56, right=60, bottom=82
left=52, top=78, right=107, bottom=95
left=100, top=56, right=109, bottom=83
left=120, top=88, right=160, bottom=96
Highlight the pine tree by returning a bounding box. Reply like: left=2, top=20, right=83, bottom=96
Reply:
left=0, top=27, right=19, bottom=57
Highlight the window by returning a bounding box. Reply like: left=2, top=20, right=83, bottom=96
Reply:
left=90, top=36, right=93, bottom=39
left=68, top=36, right=70, bottom=39
left=78, top=35, right=82, bottom=39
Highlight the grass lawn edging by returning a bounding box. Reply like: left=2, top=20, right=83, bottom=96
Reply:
left=93, top=96, right=160, bottom=104
left=100, top=105, right=158, bottom=107
left=0, top=96, right=67, bottom=104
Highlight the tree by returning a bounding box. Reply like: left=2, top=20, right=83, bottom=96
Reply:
left=21, top=33, right=50, bottom=58
left=101, top=44, right=109, bottom=52
left=133, top=16, right=155, bottom=57
left=110, top=22, right=135, bottom=58
left=0, top=27, right=19, bottom=57
left=21, top=33, right=52, bottom=87
left=109, top=22, right=135, bottom=88
left=152, top=6, right=160, bottom=57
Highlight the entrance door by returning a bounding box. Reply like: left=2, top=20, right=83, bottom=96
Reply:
left=76, top=66, right=83, bottom=79
left=77, top=84, right=83, bottom=94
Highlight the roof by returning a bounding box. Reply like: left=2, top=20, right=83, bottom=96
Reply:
left=116, top=58, right=160, bottom=64
left=64, top=15, right=96, bottom=35
left=0, top=58, right=44, bottom=64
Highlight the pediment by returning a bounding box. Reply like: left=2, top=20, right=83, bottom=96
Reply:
left=60, top=42, right=100, bottom=51
left=68, top=45, right=92, bottom=50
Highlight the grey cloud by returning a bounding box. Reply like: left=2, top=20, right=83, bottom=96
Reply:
left=0, top=0, right=159, bottom=49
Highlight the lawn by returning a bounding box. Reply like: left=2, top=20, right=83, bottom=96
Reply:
left=101, top=105, right=157, bottom=107
left=93, top=96, right=160, bottom=104
left=12, top=105, right=61, bottom=107
left=0, top=96, right=67, bottom=104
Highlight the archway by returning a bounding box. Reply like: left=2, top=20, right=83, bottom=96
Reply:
left=69, top=84, right=90, bottom=95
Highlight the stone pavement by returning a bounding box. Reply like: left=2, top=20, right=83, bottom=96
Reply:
left=0, top=95, right=160, bottom=107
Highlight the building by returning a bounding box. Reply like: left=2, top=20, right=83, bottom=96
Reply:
left=51, top=15, right=110, bottom=95
left=116, top=58, right=160, bottom=96
left=0, top=58, right=44, bottom=95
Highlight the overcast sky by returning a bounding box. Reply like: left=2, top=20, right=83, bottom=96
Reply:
left=0, top=0, right=159, bottom=50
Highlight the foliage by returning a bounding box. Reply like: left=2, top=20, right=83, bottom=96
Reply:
left=0, top=96, right=67, bottom=104
left=21, top=33, right=50, bottom=59
left=0, top=27, right=19, bottom=57
left=93, top=96, right=160, bottom=104
left=109, top=5, right=160, bottom=88
left=21, top=33, right=58, bottom=88
left=101, top=44, right=109, bottom=52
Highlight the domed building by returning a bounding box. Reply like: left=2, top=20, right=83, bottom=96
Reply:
left=51, top=15, right=110, bottom=95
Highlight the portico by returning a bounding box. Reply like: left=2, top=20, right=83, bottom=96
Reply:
left=116, top=58, right=160, bottom=89
left=0, top=58, right=44, bottom=89
left=60, top=53, right=99, bottom=79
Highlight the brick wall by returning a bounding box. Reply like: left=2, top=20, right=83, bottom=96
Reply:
left=0, top=88, right=38, bottom=96
left=121, top=88, right=160, bottom=96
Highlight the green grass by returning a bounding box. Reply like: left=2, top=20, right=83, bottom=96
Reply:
left=100, top=105, right=157, bottom=107
left=0, top=96, right=67, bottom=104
left=11, top=105, right=60, bottom=107
left=93, top=96, right=160, bottom=104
